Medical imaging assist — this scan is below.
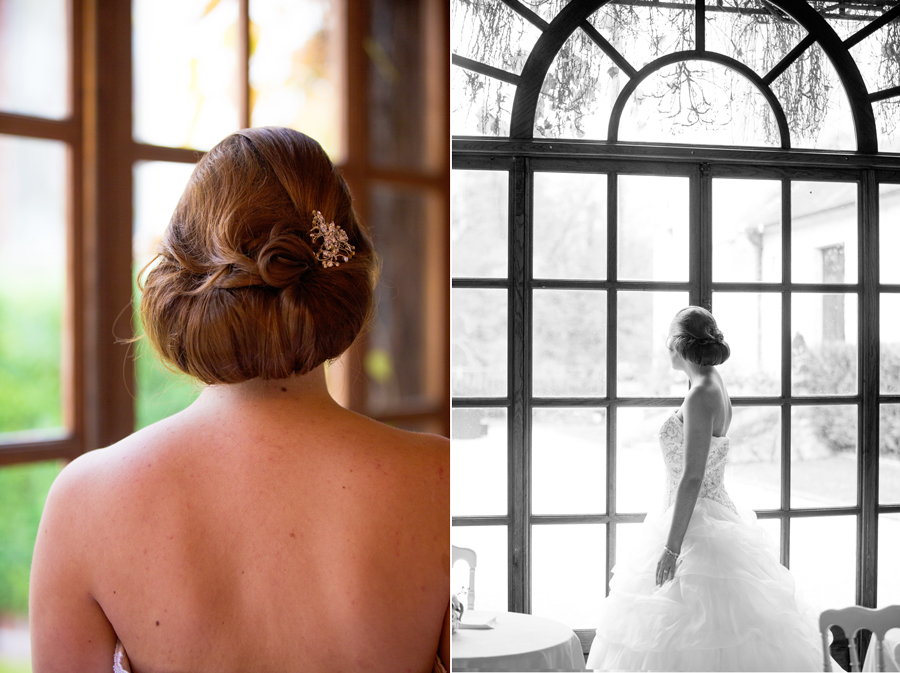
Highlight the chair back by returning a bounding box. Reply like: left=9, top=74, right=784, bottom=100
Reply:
left=819, top=605, right=900, bottom=672
left=451, top=545, right=477, bottom=610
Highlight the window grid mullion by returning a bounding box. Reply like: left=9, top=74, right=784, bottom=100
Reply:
left=859, top=169, right=880, bottom=608
left=238, top=0, right=250, bottom=129
left=781, top=177, right=792, bottom=567
left=689, top=164, right=702, bottom=307
left=508, top=157, right=529, bottom=613
left=606, top=171, right=618, bottom=596
left=698, top=163, right=713, bottom=308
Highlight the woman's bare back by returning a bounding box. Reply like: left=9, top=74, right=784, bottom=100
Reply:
left=31, top=377, right=449, bottom=673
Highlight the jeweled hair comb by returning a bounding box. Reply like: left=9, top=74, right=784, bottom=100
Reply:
left=309, top=210, right=355, bottom=268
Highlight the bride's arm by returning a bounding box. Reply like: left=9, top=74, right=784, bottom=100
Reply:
left=656, top=387, right=716, bottom=586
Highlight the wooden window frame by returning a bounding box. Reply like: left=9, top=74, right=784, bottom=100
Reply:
left=0, top=0, right=449, bottom=466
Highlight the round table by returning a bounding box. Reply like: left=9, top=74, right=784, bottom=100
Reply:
left=452, top=610, right=586, bottom=672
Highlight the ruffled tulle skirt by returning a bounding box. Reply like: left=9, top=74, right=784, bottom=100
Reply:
left=586, top=499, right=824, bottom=671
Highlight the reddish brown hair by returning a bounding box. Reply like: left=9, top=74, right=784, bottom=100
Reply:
left=139, top=127, right=376, bottom=384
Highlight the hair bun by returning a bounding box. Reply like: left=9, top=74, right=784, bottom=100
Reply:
left=257, top=231, right=314, bottom=288
left=140, top=127, right=376, bottom=385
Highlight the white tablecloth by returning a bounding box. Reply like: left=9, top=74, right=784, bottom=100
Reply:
left=862, top=628, right=900, bottom=672
left=452, top=610, right=586, bottom=672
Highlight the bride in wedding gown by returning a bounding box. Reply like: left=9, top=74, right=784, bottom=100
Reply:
left=586, top=306, right=825, bottom=672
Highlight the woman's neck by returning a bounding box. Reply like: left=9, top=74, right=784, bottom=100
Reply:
left=683, top=362, right=714, bottom=388
left=193, top=365, right=339, bottom=413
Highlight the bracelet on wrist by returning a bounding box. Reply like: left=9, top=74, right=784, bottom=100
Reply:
left=663, top=545, right=680, bottom=559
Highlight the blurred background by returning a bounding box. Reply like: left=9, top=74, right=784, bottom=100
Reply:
left=0, top=0, right=448, bottom=668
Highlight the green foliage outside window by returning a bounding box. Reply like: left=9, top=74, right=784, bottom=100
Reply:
left=0, top=462, right=60, bottom=617
left=0, top=283, right=64, bottom=622
left=0, top=283, right=198, bottom=624
left=0, top=286, right=63, bottom=436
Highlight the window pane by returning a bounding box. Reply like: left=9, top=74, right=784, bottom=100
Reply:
left=250, top=0, right=343, bottom=161
left=534, top=27, right=617, bottom=141
left=367, top=186, right=438, bottom=411
left=451, top=170, right=507, bottom=278
left=451, top=0, right=540, bottom=77
left=0, top=460, right=62, bottom=669
left=706, top=3, right=806, bottom=79
left=791, top=293, right=858, bottom=396
left=773, top=42, right=855, bottom=151
left=712, top=178, right=781, bottom=283
left=518, top=0, right=565, bottom=23
left=133, top=161, right=201, bottom=430
left=878, top=514, right=900, bottom=607
left=533, top=290, right=606, bottom=398
left=0, top=135, right=67, bottom=439
left=618, top=60, right=780, bottom=147
left=133, top=0, right=240, bottom=150
left=368, top=0, right=426, bottom=169
left=533, top=172, right=607, bottom=280
left=451, top=288, right=507, bottom=397
left=451, top=2, right=527, bottom=134
left=727, top=406, right=781, bottom=511
left=824, top=10, right=890, bottom=42
left=451, top=408, right=507, bottom=517
left=451, top=67, right=515, bottom=137
left=451, top=525, right=508, bottom=611
left=614, top=521, right=643, bottom=575
left=874, top=101, right=900, bottom=155
left=881, top=294, right=900, bottom=395
left=756, top=517, right=781, bottom=555
left=881, top=185, right=900, bottom=283
left=791, top=181, right=857, bottom=284
left=880, top=405, right=900, bottom=506
left=714, top=292, right=781, bottom=397
left=532, top=523, right=606, bottom=628
left=790, top=406, right=857, bottom=509
left=0, top=0, right=68, bottom=118
left=618, top=175, right=689, bottom=282
left=532, top=408, right=606, bottom=515
left=790, top=516, right=856, bottom=609
left=616, top=407, right=675, bottom=513
left=849, top=21, right=900, bottom=96
left=588, top=2, right=695, bottom=64
left=617, top=291, right=689, bottom=397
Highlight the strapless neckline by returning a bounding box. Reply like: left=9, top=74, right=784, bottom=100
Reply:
left=670, top=412, right=729, bottom=441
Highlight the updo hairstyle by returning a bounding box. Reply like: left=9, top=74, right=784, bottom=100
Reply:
left=139, top=127, right=376, bottom=384
left=669, top=306, right=730, bottom=366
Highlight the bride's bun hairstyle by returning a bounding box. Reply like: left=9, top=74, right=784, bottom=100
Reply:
left=669, top=306, right=730, bottom=366
left=139, top=127, right=376, bottom=384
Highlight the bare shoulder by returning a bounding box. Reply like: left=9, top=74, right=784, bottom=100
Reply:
left=349, top=412, right=449, bottom=465
left=43, top=418, right=187, bottom=533
left=683, top=378, right=722, bottom=414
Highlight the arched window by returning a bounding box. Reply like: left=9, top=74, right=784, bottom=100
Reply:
left=451, top=0, right=900, bottom=653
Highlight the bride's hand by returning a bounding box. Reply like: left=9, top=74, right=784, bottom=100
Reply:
left=656, top=547, right=678, bottom=586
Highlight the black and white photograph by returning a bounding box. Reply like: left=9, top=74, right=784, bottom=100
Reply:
left=450, top=0, right=900, bottom=670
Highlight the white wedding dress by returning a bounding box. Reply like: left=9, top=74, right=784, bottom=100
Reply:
left=586, top=413, right=825, bottom=672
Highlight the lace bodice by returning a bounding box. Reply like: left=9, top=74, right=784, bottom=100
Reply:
left=659, top=413, right=736, bottom=514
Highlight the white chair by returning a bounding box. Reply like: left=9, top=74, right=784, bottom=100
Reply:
left=451, top=545, right=477, bottom=610
left=819, top=605, right=900, bottom=672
